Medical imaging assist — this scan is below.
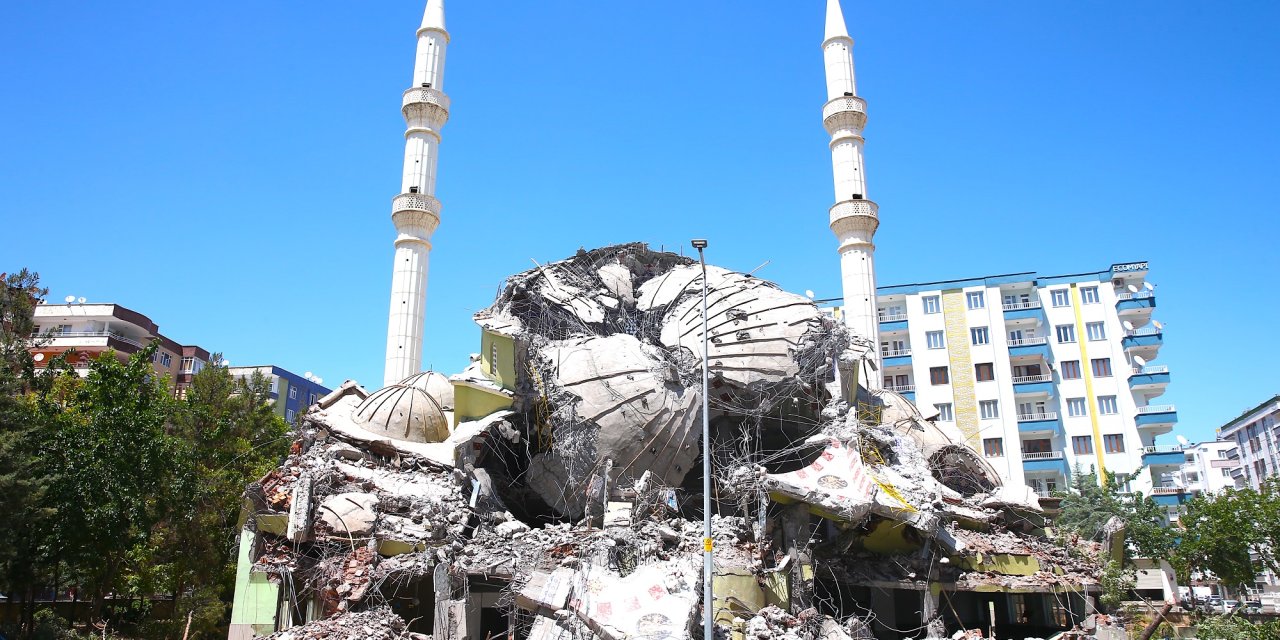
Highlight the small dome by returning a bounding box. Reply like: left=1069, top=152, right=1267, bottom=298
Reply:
left=352, top=372, right=452, bottom=443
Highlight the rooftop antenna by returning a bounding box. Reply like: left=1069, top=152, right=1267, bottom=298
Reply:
left=805, top=290, right=815, bottom=300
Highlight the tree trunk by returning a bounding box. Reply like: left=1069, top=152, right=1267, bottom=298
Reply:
left=1136, top=602, right=1173, bottom=640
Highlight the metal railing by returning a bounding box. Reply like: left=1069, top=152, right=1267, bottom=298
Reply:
left=878, top=312, right=907, bottom=323
left=884, top=383, right=915, bottom=393
left=1022, top=451, right=1064, bottom=460
left=1142, top=445, right=1186, bottom=454
left=1150, top=487, right=1184, bottom=496
left=1116, top=291, right=1154, bottom=301
left=1002, top=301, right=1042, bottom=311
left=46, top=330, right=146, bottom=349
left=881, top=348, right=912, bottom=358
left=1012, top=374, right=1053, bottom=384
left=1138, top=404, right=1177, bottom=414
left=1017, top=412, right=1058, bottom=422
left=1130, top=365, right=1169, bottom=375
left=1125, top=327, right=1162, bottom=337
left=1008, top=337, right=1048, bottom=347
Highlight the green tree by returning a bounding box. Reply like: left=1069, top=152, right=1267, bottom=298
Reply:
left=1055, top=466, right=1178, bottom=563
left=159, top=362, right=290, bottom=638
left=1176, top=478, right=1280, bottom=591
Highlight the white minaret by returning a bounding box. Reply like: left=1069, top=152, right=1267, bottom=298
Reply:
left=384, top=0, right=450, bottom=386
left=823, top=0, right=881, bottom=385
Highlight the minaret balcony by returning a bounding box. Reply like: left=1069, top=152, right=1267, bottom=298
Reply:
left=402, top=86, right=451, bottom=127
left=392, top=192, right=441, bottom=238
left=823, top=96, right=867, bottom=134
left=392, top=192, right=442, bottom=217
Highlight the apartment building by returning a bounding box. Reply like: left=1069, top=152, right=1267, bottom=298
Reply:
left=852, top=261, right=1178, bottom=501
left=229, top=366, right=331, bottom=424
left=1217, top=395, right=1280, bottom=491
left=30, top=301, right=210, bottom=395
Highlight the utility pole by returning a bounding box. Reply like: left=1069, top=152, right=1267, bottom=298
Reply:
left=691, top=238, right=713, bottom=639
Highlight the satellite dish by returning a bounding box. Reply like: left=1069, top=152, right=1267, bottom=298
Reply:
left=805, top=290, right=815, bottom=300
left=33, top=353, right=44, bottom=362
left=314, top=377, right=323, bottom=385
left=220, top=359, right=230, bottom=367
left=304, top=371, right=313, bottom=379
left=1133, top=355, right=1148, bottom=367
left=77, top=297, right=86, bottom=304
left=1177, top=435, right=1190, bottom=447
left=64, top=295, right=75, bottom=303
left=1144, top=282, right=1155, bottom=291
left=1122, top=320, right=1135, bottom=331
left=1153, top=320, right=1164, bottom=330
left=1127, top=284, right=1140, bottom=293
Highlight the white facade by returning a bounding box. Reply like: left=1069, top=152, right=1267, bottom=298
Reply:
left=384, top=0, right=450, bottom=386
left=1179, top=440, right=1240, bottom=499
left=1216, top=395, right=1280, bottom=491
left=822, top=0, right=881, bottom=381
left=863, top=262, right=1178, bottom=498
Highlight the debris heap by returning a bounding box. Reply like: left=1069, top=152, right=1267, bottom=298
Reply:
left=231, top=244, right=1104, bottom=640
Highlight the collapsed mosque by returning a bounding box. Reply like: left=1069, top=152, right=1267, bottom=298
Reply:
left=229, top=244, right=1111, bottom=640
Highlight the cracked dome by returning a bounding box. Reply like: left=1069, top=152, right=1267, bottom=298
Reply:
left=353, top=371, right=453, bottom=443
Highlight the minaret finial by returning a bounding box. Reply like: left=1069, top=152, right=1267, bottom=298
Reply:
left=421, top=0, right=446, bottom=33
left=825, top=0, right=850, bottom=43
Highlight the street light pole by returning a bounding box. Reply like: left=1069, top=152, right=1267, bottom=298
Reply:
left=691, top=238, right=712, bottom=639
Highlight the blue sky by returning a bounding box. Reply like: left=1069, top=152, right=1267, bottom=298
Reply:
left=2, top=2, right=1277, bottom=444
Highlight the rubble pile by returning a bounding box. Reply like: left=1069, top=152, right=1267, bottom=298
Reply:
left=234, top=244, right=1105, bottom=640
left=264, top=607, right=412, bottom=640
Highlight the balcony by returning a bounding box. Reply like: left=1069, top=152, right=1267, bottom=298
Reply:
left=881, top=348, right=912, bottom=368
left=883, top=383, right=915, bottom=393
left=1012, top=373, right=1055, bottom=395
left=1007, top=336, right=1051, bottom=358
left=878, top=311, right=908, bottom=332
left=1128, top=364, right=1171, bottom=394
left=1136, top=404, right=1178, bottom=435
left=1142, top=446, right=1187, bottom=468
left=1150, top=486, right=1191, bottom=506
left=1022, top=451, right=1069, bottom=474
left=1002, top=300, right=1044, bottom=321
left=1122, top=327, right=1163, bottom=351
left=1116, top=291, right=1156, bottom=315
left=1017, top=412, right=1061, bottom=435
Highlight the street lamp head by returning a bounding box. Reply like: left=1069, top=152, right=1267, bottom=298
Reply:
left=690, top=239, right=708, bottom=250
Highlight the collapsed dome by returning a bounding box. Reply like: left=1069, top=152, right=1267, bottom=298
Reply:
left=353, top=371, right=452, bottom=443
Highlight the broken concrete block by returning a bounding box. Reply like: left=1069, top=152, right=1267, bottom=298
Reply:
left=516, top=567, right=575, bottom=613
left=319, top=493, right=378, bottom=537
left=763, top=439, right=876, bottom=522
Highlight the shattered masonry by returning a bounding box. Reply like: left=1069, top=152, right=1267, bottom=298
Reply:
left=231, top=244, right=1107, bottom=640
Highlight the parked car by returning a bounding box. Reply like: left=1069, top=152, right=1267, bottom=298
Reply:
left=1243, top=600, right=1263, bottom=614
left=1224, top=599, right=1240, bottom=612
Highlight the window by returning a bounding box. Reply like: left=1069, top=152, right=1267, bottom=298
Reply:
left=935, top=403, right=954, bottom=421
left=1256, top=460, right=1267, bottom=477
left=1018, top=400, right=1047, bottom=418
left=1081, top=286, right=1100, bottom=304
left=1086, top=321, right=1106, bottom=341
left=1004, top=292, right=1033, bottom=308
left=1104, top=434, right=1125, bottom=453
left=983, top=438, right=1005, bottom=457
left=1012, top=363, right=1042, bottom=378
left=930, top=366, right=950, bottom=385
left=1091, top=358, right=1112, bottom=377
left=1097, top=395, right=1118, bottom=415
left=308, top=393, right=317, bottom=405
left=1067, top=397, right=1088, bottom=417
left=159, top=353, right=172, bottom=367
left=926, top=331, right=946, bottom=349
left=289, top=386, right=297, bottom=400
left=180, top=356, right=195, bottom=372
left=923, top=295, right=941, bottom=314
left=979, top=400, right=1000, bottom=419
left=1055, top=324, right=1076, bottom=343
left=966, top=291, right=985, bottom=310
left=1051, top=289, right=1070, bottom=307
left=881, top=339, right=906, bottom=356
left=1060, top=360, right=1081, bottom=380
left=286, top=409, right=296, bottom=422
left=884, top=374, right=909, bottom=390
left=1222, top=468, right=1234, bottom=478
left=270, top=378, right=279, bottom=394
left=1072, top=436, right=1094, bottom=455
left=975, top=363, right=995, bottom=382
left=491, top=342, right=499, bottom=375
left=971, top=326, right=990, bottom=345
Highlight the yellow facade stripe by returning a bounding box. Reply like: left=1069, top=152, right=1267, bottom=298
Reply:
left=942, top=290, right=980, bottom=450
left=1069, top=284, right=1108, bottom=484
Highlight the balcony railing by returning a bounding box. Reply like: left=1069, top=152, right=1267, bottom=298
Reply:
left=1116, top=291, right=1154, bottom=301
left=884, top=384, right=915, bottom=393
left=1012, top=374, right=1053, bottom=384
left=881, top=348, right=912, bottom=358
left=878, top=312, right=908, bottom=323
left=1126, top=327, right=1162, bottom=337
left=1150, top=487, right=1184, bottom=496
left=1137, top=404, right=1177, bottom=414
left=1022, top=451, right=1064, bottom=460
left=1130, top=365, right=1169, bottom=375
left=1002, top=301, right=1042, bottom=311
left=1017, top=412, right=1058, bottom=422
left=1008, top=337, right=1048, bottom=347
left=45, top=330, right=146, bottom=349
left=1142, top=445, right=1185, bottom=454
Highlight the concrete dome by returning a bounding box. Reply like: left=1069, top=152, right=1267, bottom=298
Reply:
left=353, top=372, right=452, bottom=443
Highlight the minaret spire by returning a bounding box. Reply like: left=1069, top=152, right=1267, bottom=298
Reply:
left=822, top=0, right=881, bottom=385
left=384, top=0, right=452, bottom=386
